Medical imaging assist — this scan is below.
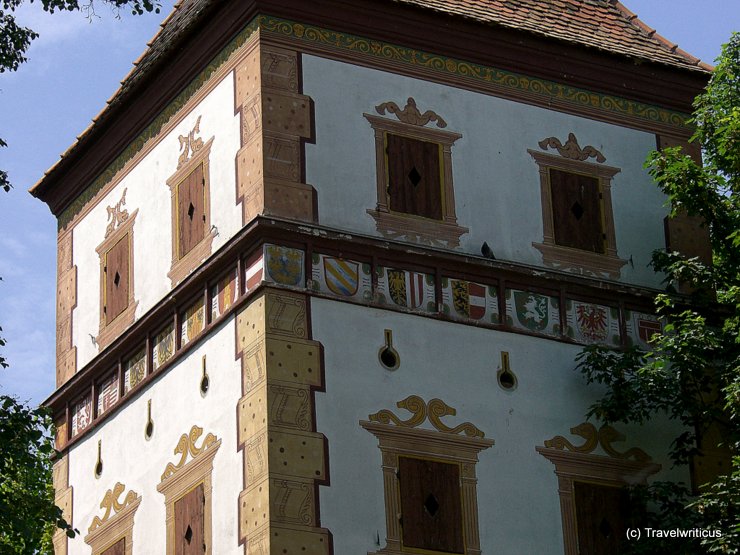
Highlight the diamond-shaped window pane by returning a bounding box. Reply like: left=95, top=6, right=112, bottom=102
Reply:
left=407, top=167, right=422, bottom=187
left=571, top=201, right=584, bottom=220
left=113, top=272, right=120, bottom=287
left=188, top=203, right=195, bottom=219
left=424, top=493, right=440, bottom=517
left=599, top=517, right=613, bottom=538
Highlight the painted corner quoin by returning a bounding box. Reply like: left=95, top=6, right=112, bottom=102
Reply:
left=235, top=288, right=330, bottom=554
left=57, top=14, right=691, bottom=230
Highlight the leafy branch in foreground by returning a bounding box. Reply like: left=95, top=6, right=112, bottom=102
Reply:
left=576, top=33, right=740, bottom=554
left=0, top=397, right=76, bottom=553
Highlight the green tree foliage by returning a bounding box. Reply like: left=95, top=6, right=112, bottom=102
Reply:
left=577, top=33, right=740, bottom=554
left=0, top=398, right=75, bottom=553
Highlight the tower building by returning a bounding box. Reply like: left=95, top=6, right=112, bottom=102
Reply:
left=33, top=1, right=713, bottom=553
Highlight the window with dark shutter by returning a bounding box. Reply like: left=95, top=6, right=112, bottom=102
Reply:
left=398, top=457, right=464, bottom=553
left=387, top=134, right=443, bottom=220
left=550, top=169, right=605, bottom=253
left=177, top=164, right=206, bottom=259
left=174, top=483, right=205, bottom=555
left=104, top=233, right=130, bottom=325
left=100, top=538, right=125, bottom=555
left=574, top=482, right=630, bottom=555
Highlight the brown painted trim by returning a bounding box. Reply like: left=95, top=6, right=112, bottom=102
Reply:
left=32, top=0, right=707, bottom=220
left=167, top=134, right=216, bottom=287
left=96, top=209, right=139, bottom=350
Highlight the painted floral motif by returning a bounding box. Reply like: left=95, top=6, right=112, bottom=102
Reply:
left=181, top=301, right=205, bottom=347
left=211, top=268, right=239, bottom=320
left=152, top=325, right=175, bottom=371
left=310, top=253, right=372, bottom=302
left=96, top=372, right=119, bottom=416
left=265, top=244, right=304, bottom=286
left=124, top=349, right=146, bottom=394
left=71, top=394, right=92, bottom=437
left=506, top=289, right=560, bottom=336
left=441, top=277, right=499, bottom=323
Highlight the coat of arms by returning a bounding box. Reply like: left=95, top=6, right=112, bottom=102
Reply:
left=514, top=292, right=549, bottom=332
left=388, top=270, right=425, bottom=308
left=217, top=272, right=237, bottom=314
left=324, top=257, right=359, bottom=296
left=575, top=303, right=608, bottom=342
left=637, top=317, right=662, bottom=344
left=266, top=245, right=303, bottom=286
left=452, top=280, right=486, bottom=320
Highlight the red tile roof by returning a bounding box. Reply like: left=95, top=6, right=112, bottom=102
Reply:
left=393, top=0, right=712, bottom=72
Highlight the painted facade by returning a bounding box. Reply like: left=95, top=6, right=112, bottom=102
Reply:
left=34, top=2, right=712, bottom=554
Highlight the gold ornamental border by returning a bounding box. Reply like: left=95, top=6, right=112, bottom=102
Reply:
left=58, top=14, right=692, bottom=229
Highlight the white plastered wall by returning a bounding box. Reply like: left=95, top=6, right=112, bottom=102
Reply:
left=311, top=298, right=687, bottom=554
left=302, top=55, right=668, bottom=290
left=72, top=71, right=241, bottom=369
left=66, top=319, right=242, bottom=554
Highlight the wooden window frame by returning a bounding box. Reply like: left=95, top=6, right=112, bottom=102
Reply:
left=157, top=425, right=221, bottom=555
left=96, top=209, right=138, bottom=350
left=537, top=424, right=660, bottom=555
left=528, top=150, right=626, bottom=278
left=364, top=114, right=468, bottom=248
left=84, top=484, right=141, bottom=555
left=167, top=137, right=215, bottom=287
left=361, top=397, right=493, bottom=555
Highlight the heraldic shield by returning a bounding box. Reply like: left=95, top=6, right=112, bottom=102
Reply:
left=324, top=257, right=359, bottom=297
left=452, top=280, right=486, bottom=320
left=388, top=269, right=425, bottom=309
left=266, top=245, right=303, bottom=286
left=514, top=291, right=550, bottom=332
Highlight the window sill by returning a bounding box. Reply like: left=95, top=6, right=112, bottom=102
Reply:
left=368, top=208, right=468, bottom=248
left=533, top=241, right=627, bottom=279
left=97, top=301, right=138, bottom=351
left=168, top=231, right=216, bottom=287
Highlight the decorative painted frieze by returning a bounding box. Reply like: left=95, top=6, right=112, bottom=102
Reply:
left=376, top=266, right=435, bottom=312
left=564, top=300, right=621, bottom=346
left=441, top=277, right=499, bottom=324
left=505, top=288, right=561, bottom=337
left=71, top=392, right=93, bottom=437
left=96, top=372, right=120, bottom=416
left=624, top=309, right=663, bottom=350
left=123, top=348, right=146, bottom=395
left=152, top=324, right=175, bottom=371
left=180, top=299, right=205, bottom=347
left=56, top=235, right=666, bottom=446
left=210, top=268, right=239, bottom=321
left=309, top=253, right=372, bottom=303
left=263, top=244, right=305, bottom=287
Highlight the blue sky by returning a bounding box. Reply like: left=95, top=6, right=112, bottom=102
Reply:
left=0, top=0, right=737, bottom=407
